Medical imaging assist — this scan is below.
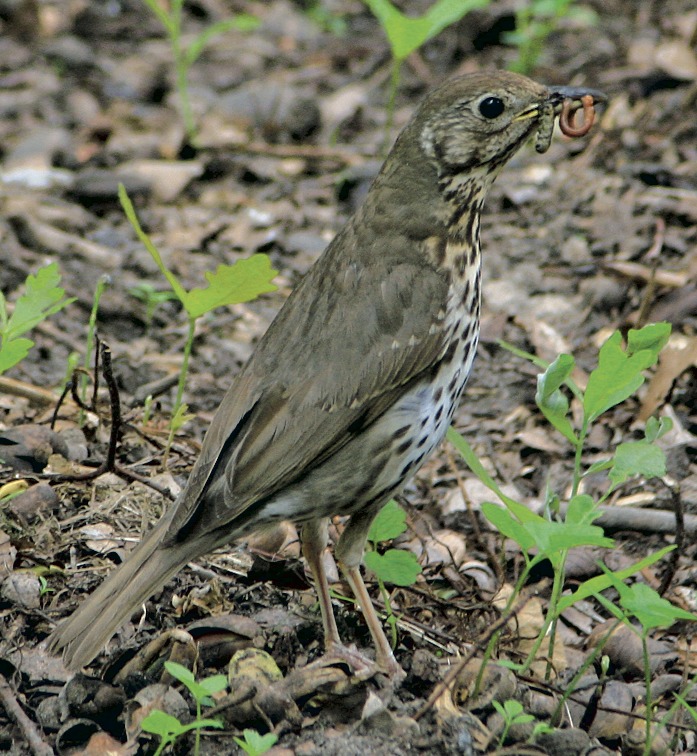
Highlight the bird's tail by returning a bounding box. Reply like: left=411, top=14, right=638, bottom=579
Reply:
left=47, top=515, right=193, bottom=670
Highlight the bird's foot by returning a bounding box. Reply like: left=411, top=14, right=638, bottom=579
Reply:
left=322, top=642, right=406, bottom=684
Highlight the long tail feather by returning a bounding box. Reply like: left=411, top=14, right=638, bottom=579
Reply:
left=47, top=516, right=194, bottom=670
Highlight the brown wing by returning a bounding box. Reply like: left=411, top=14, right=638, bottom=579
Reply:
left=164, top=213, right=451, bottom=540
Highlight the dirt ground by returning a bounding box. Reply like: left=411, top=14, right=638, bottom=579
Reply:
left=1, top=1, right=697, bottom=754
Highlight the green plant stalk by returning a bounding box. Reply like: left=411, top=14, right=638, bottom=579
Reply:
left=143, top=394, right=153, bottom=425
left=571, top=418, right=589, bottom=498
left=642, top=631, right=652, bottom=756
left=62, top=352, right=80, bottom=392
left=659, top=677, right=697, bottom=752
left=194, top=695, right=202, bottom=756
left=520, top=551, right=568, bottom=675
left=377, top=577, right=398, bottom=649
left=175, top=315, right=196, bottom=423
left=174, top=32, right=197, bottom=144
left=498, top=710, right=512, bottom=746
left=543, top=548, right=576, bottom=680
left=551, top=618, right=621, bottom=723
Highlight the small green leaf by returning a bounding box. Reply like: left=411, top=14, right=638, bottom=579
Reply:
left=368, top=500, right=407, bottom=543
left=234, top=729, right=278, bottom=756
left=584, top=325, right=670, bottom=423
left=165, top=660, right=195, bottom=687
left=557, top=546, right=675, bottom=613
left=447, top=427, right=521, bottom=510
left=608, top=440, right=666, bottom=489
left=482, top=503, right=537, bottom=552
left=199, top=674, right=228, bottom=696
left=182, top=256, right=278, bottom=318
left=3, top=262, right=75, bottom=342
left=363, top=0, right=489, bottom=61
left=141, top=709, right=184, bottom=737
left=644, top=415, right=672, bottom=443
left=524, top=520, right=612, bottom=567
left=535, top=353, right=578, bottom=443
left=364, top=549, right=421, bottom=586
left=0, top=337, right=33, bottom=374
left=566, top=494, right=600, bottom=526
left=171, top=402, right=194, bottom=433
left=186, top=17, right=258, bottom=66
left=178, top=718, right=224, bottom=733
left=626, top=322, right=671, bottom=355
left=502, top=699, right=524, bottom=717
left=619, top=582, right=697, bottom=631
left=584, top=458, right=613, bottom=476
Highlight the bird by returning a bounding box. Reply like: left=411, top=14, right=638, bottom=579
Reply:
left=48, top=71, right=604, bottom=678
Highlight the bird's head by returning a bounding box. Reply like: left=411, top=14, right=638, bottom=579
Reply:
left=411, top=71, right=605, bottom=178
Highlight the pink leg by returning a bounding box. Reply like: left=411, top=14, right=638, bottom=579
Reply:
left=335, top=507, right=405, bottom=680
left=301, top=518, right=341, bottom=648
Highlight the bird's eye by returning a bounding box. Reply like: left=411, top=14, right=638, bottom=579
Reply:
left=478, top=96, right=505, bottom=119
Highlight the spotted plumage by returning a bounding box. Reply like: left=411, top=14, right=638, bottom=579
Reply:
left=49, top=71, right=604, bottom=677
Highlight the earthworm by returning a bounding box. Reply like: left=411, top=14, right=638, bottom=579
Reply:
left=559, top=94, right=596, bottom=137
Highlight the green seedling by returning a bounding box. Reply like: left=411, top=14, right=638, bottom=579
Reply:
left=37, top=575, right=53, bottom=598
left=166, top=401, right=195, bottom=459
left=674, top=692, right=697, bottom=725
left=129, top=282, right=178, bottom=328
left=142, top=393, right=154, bottom=426
left=366, top=499, right=421, bottom=647
left=118, top=184, right=278, bottom=455
left=141, top=709, right=223, bottom=756
left=0, top=262, right=75, bottom=375
left=61, top=352, right=80, bottom=393
left=505, top=0, right=598, bottom=74
left=305, top=2, right=347, bottom=36
left=233, top=728, right=279, bottom=756
left=449, top=323, right=675, bottom=682
left=142, top=661, right=227, bottom=756
left=491, top=698, right=535, bottom=746
left=592, top=574, right=697, bottom=756
left=362, top=0, right=488, bottom=145
left=142, top=0, right=258, bottom=144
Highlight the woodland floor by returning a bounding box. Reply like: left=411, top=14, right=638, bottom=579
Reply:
left=1, top=1, right=697, bottom=754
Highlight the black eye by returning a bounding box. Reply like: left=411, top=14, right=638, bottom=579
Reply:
left=479, top=96, right=505, bottom=119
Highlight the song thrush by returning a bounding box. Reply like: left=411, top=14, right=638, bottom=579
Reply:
left=48, top=71, right=604, bottom=677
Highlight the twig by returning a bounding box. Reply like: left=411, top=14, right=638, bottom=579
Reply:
left=46, top=342, right=122, bottom=483
left=0, top=376, right=71, bottom=406
left=559, top=501, right=697, bottom=536
left=100, top=343, right=120, bottom=470
left=0, top=672, right=53, bottom=756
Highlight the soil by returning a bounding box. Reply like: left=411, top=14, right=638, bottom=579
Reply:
left=1, top=1, right=697, bottom=754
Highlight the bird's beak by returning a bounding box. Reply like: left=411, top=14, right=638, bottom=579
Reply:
left=545, top=85, right=607, bottom=113
left=518, top=83, right=607, bottom=152
left=511, top=85, right=606, bottom=126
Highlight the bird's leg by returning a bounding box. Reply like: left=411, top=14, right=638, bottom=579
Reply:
left=335, top=507, right=405, bottom=680
left=301, top=518, right=342, bottom=648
